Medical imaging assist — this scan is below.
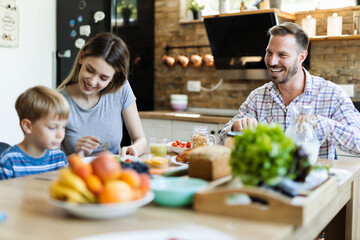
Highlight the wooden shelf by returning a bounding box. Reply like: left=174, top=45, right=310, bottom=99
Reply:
left=310, top=35, right=360, bottom=41
left=203, top=8, right=296, bottom=21
left=179, top=19, right=203, bottom=25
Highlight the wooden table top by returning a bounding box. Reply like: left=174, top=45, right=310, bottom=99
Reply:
left=0, top=158, right=359, bottom=240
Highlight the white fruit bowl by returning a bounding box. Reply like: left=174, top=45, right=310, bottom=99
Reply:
left=48, top=192, right=154, bottom=219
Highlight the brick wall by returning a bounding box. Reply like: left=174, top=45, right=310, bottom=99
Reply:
left=296, top=6, right=360, bottom=101
left=154, top=2, right=360, bottom=111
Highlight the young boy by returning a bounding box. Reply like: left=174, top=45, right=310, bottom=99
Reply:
left=0, top=86, right=70, bottom=180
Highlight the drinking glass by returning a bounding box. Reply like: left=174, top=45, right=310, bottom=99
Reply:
left=150, top=138, right=167, bottom=157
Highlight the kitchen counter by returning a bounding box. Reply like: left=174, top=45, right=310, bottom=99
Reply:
left=139, top=110, right=233, bottom=124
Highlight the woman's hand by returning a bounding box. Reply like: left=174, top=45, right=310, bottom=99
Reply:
left=75, top=136, right=100, bottom=156
left=121, top=102, right=147, bottom=156
left=232, top=118, right=258, bottom=131
left=119, top=146, right=138, bottom=157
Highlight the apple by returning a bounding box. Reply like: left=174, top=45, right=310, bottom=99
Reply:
left=138, top=173, right=151, bottom=195
left=73, top=164, right=93, bottom=180
left=90, top=152, right=121, bottom=182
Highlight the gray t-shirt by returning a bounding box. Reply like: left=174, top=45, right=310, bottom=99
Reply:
left=59, top=81, right=136, bottom=156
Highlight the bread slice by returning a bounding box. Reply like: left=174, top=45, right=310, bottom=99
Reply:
left=188, top=145, right=231, bottom=180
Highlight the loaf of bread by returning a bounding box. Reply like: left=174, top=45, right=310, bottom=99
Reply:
left=188, top=145, right=231, bottom=180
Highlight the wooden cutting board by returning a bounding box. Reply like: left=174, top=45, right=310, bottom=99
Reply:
left=194, top=176, right=338, bottom=225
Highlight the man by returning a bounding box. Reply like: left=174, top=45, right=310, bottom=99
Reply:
left=219, top=22, right=360, bottom=160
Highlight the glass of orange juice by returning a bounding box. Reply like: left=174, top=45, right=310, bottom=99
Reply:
left=150, top=138, right=167, bottom=157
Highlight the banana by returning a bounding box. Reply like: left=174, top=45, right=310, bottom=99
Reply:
left=58, top=168, right=96, bottom=203
left=50, top=181, right=90, bottom=203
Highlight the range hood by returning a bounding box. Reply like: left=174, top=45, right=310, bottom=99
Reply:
left=203, top=10, right=294, bottom=80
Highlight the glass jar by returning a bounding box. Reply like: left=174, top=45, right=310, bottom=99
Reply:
left=191, top=126, right=216, bottom=148
left=285, top=104, right=320, bottom=165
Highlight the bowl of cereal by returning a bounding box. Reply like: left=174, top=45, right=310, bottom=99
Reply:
left=142, top=154, right=169, bottom=169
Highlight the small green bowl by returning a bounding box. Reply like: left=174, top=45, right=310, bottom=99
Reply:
left=150, top=176, right=208, bottom=207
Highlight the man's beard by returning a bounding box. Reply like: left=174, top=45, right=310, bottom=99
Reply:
left=269, top=62, right=299, bottom=85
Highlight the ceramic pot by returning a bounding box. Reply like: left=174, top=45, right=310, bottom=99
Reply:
left=121, top=9, right=132, bottom=25
left=190, top=55, right=202, bottom=67
left=269, top=0, right=282, bottom=9
left=192, top=10, right=199, bottom=20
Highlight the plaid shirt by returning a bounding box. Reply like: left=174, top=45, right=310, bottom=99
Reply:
left=219, top=68, right=360, bottom=160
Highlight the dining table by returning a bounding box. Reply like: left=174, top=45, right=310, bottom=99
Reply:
left=0, top=157, right=359, bottom=240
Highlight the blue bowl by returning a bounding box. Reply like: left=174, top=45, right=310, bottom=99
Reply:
left=150, top=176, right=208, bottom=207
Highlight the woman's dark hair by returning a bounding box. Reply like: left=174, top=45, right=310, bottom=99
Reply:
left=58, top=32, right=130, bottom=94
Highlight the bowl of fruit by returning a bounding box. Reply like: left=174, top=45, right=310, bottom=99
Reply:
left=48, top=152, right=153, bottom=219
left=168, top=140, right=192, bottom=154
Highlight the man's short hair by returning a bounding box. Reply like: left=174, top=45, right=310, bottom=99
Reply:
left=268, top=22, right=309, bottom=52
left=15, top=86, right=70, bottom=122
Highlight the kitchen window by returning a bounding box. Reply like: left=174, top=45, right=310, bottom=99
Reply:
left=112, top=0, right=138, bottom=26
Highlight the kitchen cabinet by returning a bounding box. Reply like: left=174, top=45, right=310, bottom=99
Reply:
left=140, top=118, right=225, bottom=148
left=141, top=119, right=172, bottom=151
left=172, top=120, right=224, bottom=142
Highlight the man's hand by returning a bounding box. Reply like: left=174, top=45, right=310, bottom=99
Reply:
left=295, top=114, right=317, bottom=134
left=232, top=118, right=258, bottom=132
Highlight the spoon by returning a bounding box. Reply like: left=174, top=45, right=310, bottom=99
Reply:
left=99, top=142, right=111, bottom=151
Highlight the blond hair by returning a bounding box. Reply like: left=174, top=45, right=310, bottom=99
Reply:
left=57, top=32, right=130, bottom=95
left=15, top=86, right=70, bottom=123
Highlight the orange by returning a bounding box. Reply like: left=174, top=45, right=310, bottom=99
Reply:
left=85, top=174, right=104, bottom=195
left=98, top=180, right=134, bottom=203
left=119, top=169, right=141, bottom=188
left=67, top=153, right=84, bottom=170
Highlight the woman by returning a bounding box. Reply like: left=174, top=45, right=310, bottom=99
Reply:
left=58, top=32, right=147, bottom=157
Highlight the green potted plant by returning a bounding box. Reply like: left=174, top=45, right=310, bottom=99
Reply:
left=188, top=0, right=205, bottom=20
left=118, top=1, right=133, bottom=25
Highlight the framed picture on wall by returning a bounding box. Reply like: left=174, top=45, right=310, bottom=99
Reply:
left=0, top=0, right=19, bottom=48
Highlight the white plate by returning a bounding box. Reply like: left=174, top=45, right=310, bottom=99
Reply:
left=74, top=228, right=234, bottom=240
left=170, top=156, right=188, bottom=166
left=82, top=155, right=141, bottom=164
left=48, top=192, right=154, bottom=219
left=74, top=227, right=234, bottom=240
left=167, top=142, right=191, bottom=154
